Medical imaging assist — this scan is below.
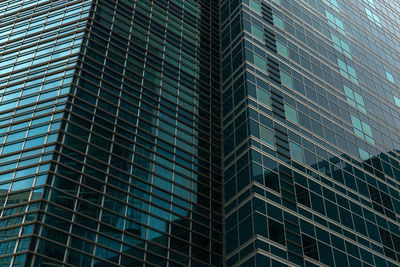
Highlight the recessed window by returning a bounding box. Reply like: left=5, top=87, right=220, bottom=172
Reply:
left=268, top=218, right=285, bottom=245
left=302, top=234, right=319, bottom=260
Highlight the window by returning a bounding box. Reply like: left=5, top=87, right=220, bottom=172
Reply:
left=260, top=125, right=274, bottom=146
left=343, top=85, right=366, bottom=113
left=280, top=71, right=293, bottom=88
left=326, top=11, right=345, bottom=34
left=394, top=95, right=400, bottom=107
left=386, top=71, right=395, bottom=83
left=257, top=88, right=271, bottom=107
left=358, top=147, right=370, bottom=160
left=331, top=33, right=351, bottom=58
left=350, top=115, right=375, bottom=145
left=273, top=15, right=284, bottom=30
left=249, top=0, right=261, bottom=13
left=276, top=41, right=288, bottom=57
left=295, top=185, right=310, bottom=207
left=264, top=169, right=280, bottom=192
left=268, top=219, right=285, bottom=245
left=337, top=58, right=358, bottom=84
left=364, top=0, right=375, bottom=8
left=251, top=25, right=264, bottom=41
left=322, top=0, right=339, bottom=12
left=365, top=8, right=382, bottom=27
left=302, top=234, right=319, bottom=260
left=254, top=54, right=267, bottom=72
left=284, top=104, right=298, bottom=123
left=290, top=141, right=303, bottom=162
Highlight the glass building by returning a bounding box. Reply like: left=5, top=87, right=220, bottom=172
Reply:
left=1, top=0, right=400, bottom=267
left=222, top=0, right=400, bottom=266
left=0, top=0, right=222, bottom=266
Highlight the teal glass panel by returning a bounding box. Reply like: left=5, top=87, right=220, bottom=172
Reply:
left=257, top=88, right=271, bottom=108
left=394, top=95, right=400, bottom=107
left=276, top=41, right=288, bottom=57
left=249, top=0, right=261, bottom=13
left=284, top=104, right=298, bottom=123
left=337, top=58, right=358, bottom=84
left=254, top=54, right=267, bottom=72
left=322, top=0, right=339, bottom=11
left=251, top=25, right=264, bottom=41
left=343, top=85, right=366, bottom=112
left=386, top=71, right=395, bottom=83
left=365, top=8, right=382, bottom=27
left=273, top=15, right=284, bottom=29
left=326, top=11, right=345, bottom=34
left=260, top=125, right=274, bottom=146
left=364, top=0, right=375, bottom=8
left=350, top=115, right=374, bottom=144
left=358, top=148, right=370, bottom=160
left=331, top=33, right=351, bottom=58
left=290, top=142, right=303, bottom=162
left=280, top=71, right=293, bottom=88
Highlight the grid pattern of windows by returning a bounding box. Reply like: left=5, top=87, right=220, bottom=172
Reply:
left=365, top=7, right=382, bottom=28
left=1, top=0, right=222, bottom=266
left=322, top=0, right=339, bottom=12
left=2, top=0, right=400, bottom=266
left=0, top=0, right=90, bottom=265
left=331, top=33, right=352, bottom=59
left=276, top=41, right=289, bottom=57
left=337, top=58, right=359, bottom=84
left=343, top=85, right=366, bottom=113
left=222, top=0, right=400, bottom=266
left=350, top=115, right=375, bottom=145
left=325, top=10, right=345, bottom=34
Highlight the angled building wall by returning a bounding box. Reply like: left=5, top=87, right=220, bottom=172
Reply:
left=0, top=0, right=91, bottom=265
left=0, top=0, right=222, bottom=266
left=2, top=0, right=400, bottom=266
left=221, top=0, right=400, bottom=266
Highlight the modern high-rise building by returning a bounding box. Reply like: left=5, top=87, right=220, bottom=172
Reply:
left=221, top=0, right=400, bottom=266
left=1, top=0, right=400, bottom=267
left=0, top=0, right=222, bottom=266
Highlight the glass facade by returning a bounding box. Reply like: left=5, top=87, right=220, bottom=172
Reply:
left=0, top=0, right=90, bottom=265
left=2, top=0, right=400, bottom=266
left=222, top=0, right=400, bottom=266
left=0, top=0, right=222, bottom=266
